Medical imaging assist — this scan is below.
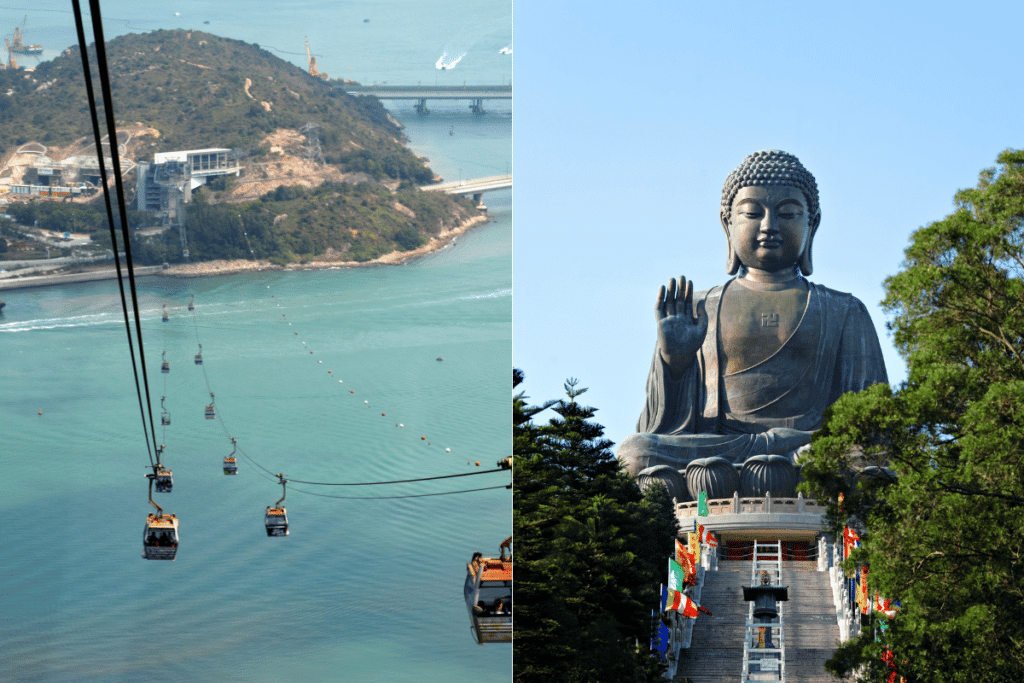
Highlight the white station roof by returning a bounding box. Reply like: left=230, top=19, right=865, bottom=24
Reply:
left=153, top=148, right=232, bottom=163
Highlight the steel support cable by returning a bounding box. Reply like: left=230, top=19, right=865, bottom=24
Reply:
left=288, top=483, right=510, bottom=500
left=71, top=0, right=156, bottom=466
left=189, top=304, right=236, bottom=447
left=85, top=0, right=161, bottom=455
left=288, top=468, right=507, bottom=485
left=233, top=441, right=504, bottom=486
left=187, top=286, right=509, bottom=494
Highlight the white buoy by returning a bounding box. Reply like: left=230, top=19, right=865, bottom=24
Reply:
left=446, top=448, right=451, bottom=452
left=339, top=380, right=343, bottom=383
left=318, top=360, right=322, bottom=364
left=364, top=400, right=368, bottom=404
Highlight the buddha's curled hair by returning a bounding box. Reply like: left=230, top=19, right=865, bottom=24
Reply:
left=720, top=150, right=820, bottom=224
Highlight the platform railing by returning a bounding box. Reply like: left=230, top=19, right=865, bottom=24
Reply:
left=676, top=491, right=826, bottom=518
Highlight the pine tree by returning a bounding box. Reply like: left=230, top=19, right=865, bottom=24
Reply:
left=513, top=370, right=679, bottom=683
left=800, top=150, right=1024, bottom=682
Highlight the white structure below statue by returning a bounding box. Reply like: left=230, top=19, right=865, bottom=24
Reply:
left=669, top=497, right=853, bottom=683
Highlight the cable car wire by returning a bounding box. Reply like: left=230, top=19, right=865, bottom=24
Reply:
left=71, top=0, right=159, bottom=465
left=287, top=468, right=507, bottom=486
left=288, top=484, right=511, bottom=500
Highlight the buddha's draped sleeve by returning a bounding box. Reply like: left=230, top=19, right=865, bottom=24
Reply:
left=822, top=286, right=889, bottom=403
left=636, top=288, right=718, bottom=435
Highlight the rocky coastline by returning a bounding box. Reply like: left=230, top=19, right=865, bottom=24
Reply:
left=0, top=214, right=488, bottom=291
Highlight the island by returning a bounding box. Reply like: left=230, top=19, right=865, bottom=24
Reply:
left=0, top=29, right=486, bottom=287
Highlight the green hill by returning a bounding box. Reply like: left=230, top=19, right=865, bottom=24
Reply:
left=0, top=29, right=482, bottom=264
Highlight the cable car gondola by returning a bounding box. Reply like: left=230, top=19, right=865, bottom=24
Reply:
left=143, top=512, right=179, bottom=560
left=162, top=305, right=169, bottom=323
left=160, top=396, right=171, bottom=426
left=187, top=295, right=195, bottom=312
left=154, top=464, right=173, bottom=493
left=224, top=437, right=238, bottom=475
left=161, top=350, right=170, bottom=374
left=265, top=473, right=289, bottom=536
left=194, top=343, right=203, bottom=365
left=464, top=537, right=513, bottom=644
left=143, top=463, right=178, bottom=560
left=205, top=392, right=216, bottom=419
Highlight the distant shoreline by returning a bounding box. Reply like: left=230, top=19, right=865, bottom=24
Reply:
left=0, top=214, right=488, bottom=292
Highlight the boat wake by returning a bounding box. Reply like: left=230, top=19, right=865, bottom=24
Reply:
left=435, top=51, right=466, bottom=70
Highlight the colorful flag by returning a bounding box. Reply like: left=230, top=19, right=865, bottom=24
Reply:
left=668, top=558, right=685, bottom=592
left=698, top=491, right=709, bottom=516
left=697, top=523, right=719, bottom=548
left=860, top=566, right=870, bottom=615
left=688, top=532, right=701, bottom=567
left=651, top=608, right=670, bottom=657
left=875, top=594, right=900, bottom=619
left=843, top=526, right=860, bottom=560
left=675, top=538, right=687, bottom=565
left=666, top=588, right=701, bottom=618
left=676, top=537, right=698, bottom=583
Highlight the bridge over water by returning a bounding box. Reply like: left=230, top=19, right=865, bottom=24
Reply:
left=420, top=174, right=511, bottom=209
left=344, top=84, right=512, bottom=114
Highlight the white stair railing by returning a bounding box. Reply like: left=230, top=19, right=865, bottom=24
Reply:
left=741, top=540, right=785, bottom=682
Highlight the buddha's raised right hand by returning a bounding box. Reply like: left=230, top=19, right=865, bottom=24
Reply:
left=656, top=276, right=707, bottom=378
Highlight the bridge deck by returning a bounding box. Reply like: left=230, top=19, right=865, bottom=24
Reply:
left=420, top=174, right=512, bottom=195
left=345, top=85, right=511, bottom=100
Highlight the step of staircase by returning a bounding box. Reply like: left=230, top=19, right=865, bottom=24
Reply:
left=673, top=562, right=841, bottom=683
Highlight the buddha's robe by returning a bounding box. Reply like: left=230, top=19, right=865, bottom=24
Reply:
left=619, top=279, right=888, bottom=475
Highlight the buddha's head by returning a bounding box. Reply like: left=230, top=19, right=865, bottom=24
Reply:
left=720, top=150, right=820, bottom=276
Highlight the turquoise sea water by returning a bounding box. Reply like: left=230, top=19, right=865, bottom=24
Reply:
left=1, top=2, right=511, bottom=681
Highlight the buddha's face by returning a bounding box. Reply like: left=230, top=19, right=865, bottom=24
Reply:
left=725, top=185, right=816, bottom=273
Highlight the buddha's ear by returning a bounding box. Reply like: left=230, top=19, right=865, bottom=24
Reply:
left=798, top=212, right=821, bottom=276
left=721, top=211, right=741, bottom=275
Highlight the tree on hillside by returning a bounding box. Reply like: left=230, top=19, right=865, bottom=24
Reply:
left=513, top=369, right=679, bottom=683
left=800, top=149, right=1024, bottom=683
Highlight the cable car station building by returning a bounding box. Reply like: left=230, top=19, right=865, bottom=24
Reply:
left=135, top=148, right=239, bottom=226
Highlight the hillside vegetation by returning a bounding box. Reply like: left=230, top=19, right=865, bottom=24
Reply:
left=0, top=29, right=481, bottom=264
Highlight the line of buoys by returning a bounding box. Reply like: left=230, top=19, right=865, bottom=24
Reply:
left=266, top=281, right=462, bottom=461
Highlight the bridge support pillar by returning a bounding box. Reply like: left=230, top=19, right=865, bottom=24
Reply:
left=415, top=98, right=429, bottom=115
left=469, top=98, right=485, bottom=115
left=472, top=192, right=487, bottom=211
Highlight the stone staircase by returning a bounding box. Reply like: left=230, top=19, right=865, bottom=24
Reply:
left=673, top=560, right=841, bottom=683
left=779, top=562, right=841, bottom=682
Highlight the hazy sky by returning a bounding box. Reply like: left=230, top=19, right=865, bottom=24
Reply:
left=513, top=1, right=1024, bottom=448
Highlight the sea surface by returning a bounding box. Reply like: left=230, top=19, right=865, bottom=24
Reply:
left=0, top=2, right=512, bottom=682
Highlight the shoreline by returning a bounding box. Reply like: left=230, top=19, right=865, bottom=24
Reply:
left=0, top=214, right=489, bottom=291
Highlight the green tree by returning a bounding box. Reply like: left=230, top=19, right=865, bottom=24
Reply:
left=800, top=149, right=1024, bottom=682
left=513, top=369, right=679, bottom=683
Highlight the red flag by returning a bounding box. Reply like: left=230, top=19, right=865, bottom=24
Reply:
left=675, top=538, right=687, bottom=564
left=843, top=526, right=860, bottom=560
left=666, top=589, right=701, bottom=618
left=697, top=524, right=719, bottom=548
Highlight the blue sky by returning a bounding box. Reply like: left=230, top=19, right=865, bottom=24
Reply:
left=512, top=0, right=1024, bottom=447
